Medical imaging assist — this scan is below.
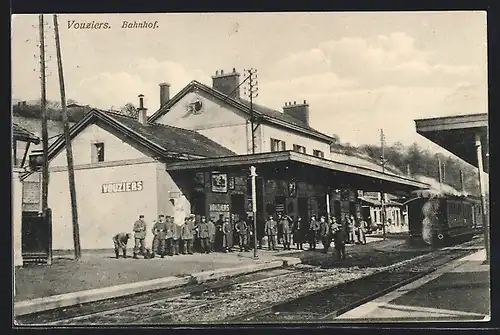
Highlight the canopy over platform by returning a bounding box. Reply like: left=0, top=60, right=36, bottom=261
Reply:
left=415, top=113, right=488, bottom=173
left=166, top=151, right=429, bottom=193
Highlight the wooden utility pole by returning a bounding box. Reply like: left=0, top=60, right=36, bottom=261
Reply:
left=437, top=156, right=443, bottom=190
left=54, top=14, right=81, bottom=260
left=380, top=129, right=386, bottom=240
left=39, top=14, right=49, bottom=212
left=245, top=68, right=259, bottom=154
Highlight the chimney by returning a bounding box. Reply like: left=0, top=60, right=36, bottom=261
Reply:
left=459, top=170, right=465, bottom=193
left=211, top=68, right=241, bottom=99
left=137, top=94, right=148, bottom=125
left=159, top=82, right=170, bottom=109
left=283, top=99, right=310, bottom=125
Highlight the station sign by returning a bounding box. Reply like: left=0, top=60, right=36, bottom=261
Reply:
left=102, top=181, right=143, bottom=193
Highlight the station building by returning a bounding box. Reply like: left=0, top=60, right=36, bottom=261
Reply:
left=21, top=68, right=429, bottom=252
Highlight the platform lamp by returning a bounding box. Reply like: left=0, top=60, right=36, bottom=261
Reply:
left=29, top=149, right=45, bottom=171
left=250, top=165, right=258, bottom=258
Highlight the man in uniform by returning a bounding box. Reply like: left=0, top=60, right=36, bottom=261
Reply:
left=319, top=216, right=330, bottom=253
left=235, top=217, right=249, bottom=252
left=215, top=214, right=225, bottom=252
left=279, top=215, right=292, bottom=250
left=198, top=216, right=211, bottom=253
left=208, top=217, right=216, bottom=252
left=164, top=216, right=174, bottom=256
left=112, top=232, right=131, bottom=259
left=133, top=215, right=147, bottom=259
left=292, top=217, right=304, bottom=250
left=309, top=215, right=320, bottom=251
left=264, top=215, right=278, bottom=251
left=181, top=216, right=195, bottom=254
left=334, top=224, right=347, bottom=260
left=151, top=214, right=167, bottom=258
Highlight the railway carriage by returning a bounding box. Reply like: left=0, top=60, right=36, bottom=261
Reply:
left=404, top=190, right=481, bottom=248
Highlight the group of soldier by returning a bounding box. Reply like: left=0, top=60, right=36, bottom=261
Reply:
left=263, top=213, right=367, bottom=260
left=112, top=212, right=368, bottom=260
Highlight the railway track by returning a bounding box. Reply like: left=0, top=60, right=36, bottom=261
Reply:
left=19, top=239, right=483, bottom=325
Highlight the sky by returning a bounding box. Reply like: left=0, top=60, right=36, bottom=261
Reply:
left=11, top=12, right=488, bottom=152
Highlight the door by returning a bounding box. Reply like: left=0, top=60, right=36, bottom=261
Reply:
left=22, top=209, right=52, bottom=265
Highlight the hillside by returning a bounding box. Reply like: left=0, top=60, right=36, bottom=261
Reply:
left=12, top=100, right=480, bottom=196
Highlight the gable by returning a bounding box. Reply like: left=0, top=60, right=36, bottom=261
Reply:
left=154, top=89, right=248, bottom=131
left=49, top=122, right=150, bottom=167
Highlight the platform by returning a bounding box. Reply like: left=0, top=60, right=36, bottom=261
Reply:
left=335, top=249, right=490, bottom=322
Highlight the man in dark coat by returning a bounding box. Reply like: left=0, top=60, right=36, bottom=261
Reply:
left=151, top=214, right=167, bottom=258
left=208, top=217, right=216, bottom=252
left=264, top=215, right=278, bottom=250
left=133, top=215, right=147, bottom=259
left=292, top=217, right=304, bottom=250
left=279, top=215, right=292, bottom=250
left=198, top=216, right=211, bottom=253
left=334, top=226, right=347, bottom=260
left=309, top=215, right=320, bottom=251
left=319, top=216, right=330, bottom=253
left=112, top=232, right=131, bottom=258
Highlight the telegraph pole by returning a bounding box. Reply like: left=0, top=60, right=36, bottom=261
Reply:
left=244, top=68, right=259, bottom=154
left=39, top=14, right=49, bottom=212
left=380, top=129, right=386, bottom=240
left=54, top=14, right=81, bottom=260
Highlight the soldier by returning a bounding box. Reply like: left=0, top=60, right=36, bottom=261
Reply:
left=246, top=216, right=255, bottom=250
left=171, top=217, right=182, bottom=255
left=112, top=232, right=131, bottom=259
left=334, top=224, right=347, bottom=260
left=223, top=217, right=233, bottom=252
left=319, top=216, right=330, bottom=253
left=198, top=216, right=211, bottom=253
left=133, top=215, right=147, bottom=259
left=264, top=215, right=278, bottom=251
left=309, top=215, right=320, bottom=251
left=208, top=217, right=216, bottom=252
left=279, top=215, right=292, bottom=250
left=181, top=216, right=195, bottom=255
left=235, top=217, right=249, bottom=252
left=151, top=214, right=167, bottom=258
left=164, top=216, right=174, bottom=256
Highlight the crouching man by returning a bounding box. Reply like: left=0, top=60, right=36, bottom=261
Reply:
left=112, top=232, right=131, bottom=259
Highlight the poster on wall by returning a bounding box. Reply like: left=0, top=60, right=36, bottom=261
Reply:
left=288, top=181, right=297, bottom=197
left=211, top=173, right=228, bottom=193
left=228, top=176, right=235, bottom=190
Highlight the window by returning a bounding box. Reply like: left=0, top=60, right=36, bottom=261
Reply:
left=313, top=149, right=324, bottom=158
left=293, top=144, right=306, bottom=154
left=92, top=142, right=105, bottom=163
left=270, top=138, right=286, bottom=152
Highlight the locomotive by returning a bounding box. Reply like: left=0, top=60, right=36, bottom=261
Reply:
left=403, top=190, right=482, bottom=248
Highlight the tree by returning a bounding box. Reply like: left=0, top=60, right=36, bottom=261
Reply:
left=120, top=103, right=138, bottom=118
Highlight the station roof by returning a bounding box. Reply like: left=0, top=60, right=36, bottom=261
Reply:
left=415, top=113, right=488, bottom=173
left=13, top=123, right=40, bottom=144
left=166, top=150, right=429, bottom=192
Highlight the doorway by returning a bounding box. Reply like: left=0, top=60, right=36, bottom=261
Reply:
left=191, top=191, right=206, bottom=217
left=231, top=194, right=245, bottom=222
left=298, top=197, right=309, bottom=223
